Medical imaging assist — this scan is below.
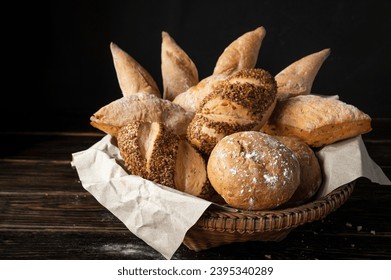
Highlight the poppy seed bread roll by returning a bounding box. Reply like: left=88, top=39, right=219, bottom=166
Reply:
left=187, top=68, right=277, bottom=155
left=207, top=131, right=300, bottom=210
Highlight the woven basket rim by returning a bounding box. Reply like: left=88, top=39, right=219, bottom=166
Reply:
left=194, top=181, right=355, bottom=234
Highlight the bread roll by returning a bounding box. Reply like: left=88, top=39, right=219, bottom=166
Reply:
left=117, top=121, right=212, bottom=199
left=261, top=95, right=372, bottom=147
left=173, top=26, right=266, bottom=112
left=213, top=26, right=266, bottom=76
left=187, top=68, right=277, bottom=155
left=117, top=121, right=178, bottom=187
left=273, top=136, right=322, bottom=205
left=161, top=31, right=199, bottom=101
left=90, top=92, right=193, bottom=137
left=110, top=42, right=161, bottom=98
left=172, top=74, right=227, bottom=113
left=275, top=49, right=330, bottom=101
left=207, top=131, right=300, bottom=210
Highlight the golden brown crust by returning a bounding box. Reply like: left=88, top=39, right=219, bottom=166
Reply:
left=213, top=27, right=266, bottom=76
left=262, top=95, right=372, bottom=147
left=275, top=49, right=330, bottom=101
left=90, top=92, right=194, bottom=137
left=117, top=122, right=179, bottom=188
left=161, top=31, right=199, bottom=101
left=110, top=42, right=161, bottom=98
left=207, top=131, right=300, bottom=210
left=273, top=136, right=322, bottom=205
left=187, top=68, right=277, bottom=155
left=174, top=139, right=214, bottom=199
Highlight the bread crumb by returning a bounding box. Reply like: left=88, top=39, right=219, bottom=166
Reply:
left=370, top=230, right=376, bottom=235
left=264, top=254, right=272, bottom=259
left=345, top=222, right=352, bottom=227
left=356, top=226, right=362, bottom=232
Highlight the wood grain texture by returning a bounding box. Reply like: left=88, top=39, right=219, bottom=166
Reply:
left=0, top=119, right=390, bottom=259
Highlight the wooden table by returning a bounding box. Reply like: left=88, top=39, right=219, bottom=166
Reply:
left=1, top=119, right=390, bottom=260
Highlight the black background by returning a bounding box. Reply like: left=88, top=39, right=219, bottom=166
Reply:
left=4, top=0, right=391, bottom=132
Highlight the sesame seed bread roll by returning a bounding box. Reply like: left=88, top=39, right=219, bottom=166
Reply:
left=273, top=136, right=322, bottom=206
left=213, top=26, right=266, bottom=76
left=117, top=121, right=179, bottom=187
left=161, top=31, right=199, bottom=101
left=207, top=131, right=300, bottom=210
left=110, top=42, right=161, bottom=98
left=90, top=92, right=194, bottom=137
left=275, top=48, right=330, bottom=101
left=117, top=122, right=212, bottom=199
left=261, top=95, right=372, bottom=147
left=187, top=68, right=277, bottom=155
left=172, top=74, right=227, bottom=113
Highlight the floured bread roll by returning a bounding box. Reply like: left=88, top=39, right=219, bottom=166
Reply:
left=207, top=131, right=300, bottom=210
left=213, top=26, right=266, bottom=76
left=274, top=136, right=322, bottom=206
left=110, top=42, right=161, bottom=98
left=173, top=26, right=266, bottom=112
left=117, top=121, right=213, bottom=199
left=187, top=68, right=277, bottom=155
left=161, top=31, right=199, bottom=101
left=262, top=95, right=372, bottom=147
left=90, top=92, right=193, bottom=137
left=275, top=48, right=330, bottom=101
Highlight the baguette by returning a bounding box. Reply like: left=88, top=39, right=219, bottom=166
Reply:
left=213, top=26, right=266, bottom=76
left=110, top=42, right=161, bottom=98
left=275, top=48, right=330, bottom=101
left=161, top=31, right=199, bottom=101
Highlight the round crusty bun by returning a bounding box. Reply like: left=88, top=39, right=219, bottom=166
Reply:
left=207, top=131, right=300, bottom=210
left=273, top=136, right=322, bottom=206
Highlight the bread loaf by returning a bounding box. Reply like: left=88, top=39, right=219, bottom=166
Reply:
left=187, top=68, right=277, bottom=155
left=90, top=92, right=193, bottom=137
left=172, top=74, right=227, bottom=113
left=117, top=121, right=213, bottom=199
left=261, top=95, right=372, bottom=147
left=207, top=131, right=300, bottom=210
left=213, top=26, right=266, bottom=76
left=274, top=136, right=322, bottom=205
left=173, top=26, right=267, bottom=112
left=110, top=42, right=161, bottom=98
left=275, top=49, right=330, bottom=101
left=161, top=31, right=199, bottom=101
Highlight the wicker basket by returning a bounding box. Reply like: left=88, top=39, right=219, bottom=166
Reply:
left=183, top=181, right=355, bottom=251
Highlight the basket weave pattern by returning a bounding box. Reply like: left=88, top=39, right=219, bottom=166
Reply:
left=184, top=182, right=355, bottom=251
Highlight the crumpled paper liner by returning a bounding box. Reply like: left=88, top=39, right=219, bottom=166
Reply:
left=71, top=134, right=390, bottom=259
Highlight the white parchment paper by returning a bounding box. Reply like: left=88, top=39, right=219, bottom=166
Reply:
left=71, top=134, right=390, bottom=259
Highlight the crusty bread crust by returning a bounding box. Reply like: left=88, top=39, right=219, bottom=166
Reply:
left=161, top=31, right=199, bottom=101
left=207, top=131, right=300, bottom=210
left=110, top=42, right=161, bottom=98
left=274, top=136, right=322, bottom=205
left=213, top=26, right=266, bottom=76
left=262, top=95, right=372, bottom=147
left=90, top=92, right=194, bottom=137
left=187, top=68, right=277, bottom=155
left=275, top=49, right=330, bottom=101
